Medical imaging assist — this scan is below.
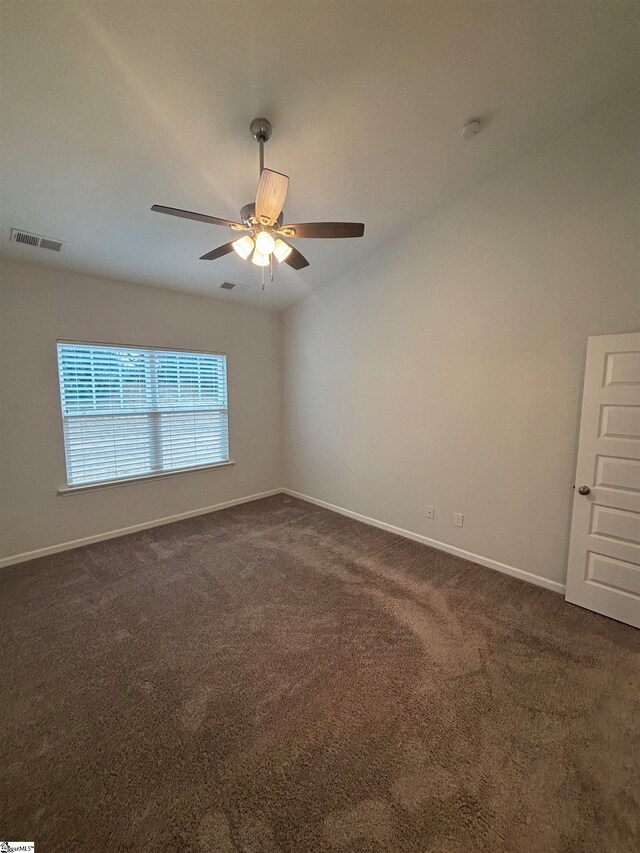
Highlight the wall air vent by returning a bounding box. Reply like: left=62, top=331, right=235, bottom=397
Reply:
left=10, top=228, right=64, bottom=252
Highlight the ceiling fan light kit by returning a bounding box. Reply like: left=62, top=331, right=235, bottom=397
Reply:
left=255, top=230, right=276, bottom=255
left=151, top=118, right=365, bottom=290
left=232, top=234, right=254, bottom=259
left=273, top=239, right=292, bottom=263
left=252, top=249, right=270, bottom=268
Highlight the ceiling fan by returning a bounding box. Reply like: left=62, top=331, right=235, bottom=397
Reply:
left=151, top=118, right=364, bottom=286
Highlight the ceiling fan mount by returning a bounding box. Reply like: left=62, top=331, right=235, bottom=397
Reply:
left=239, top=203, right=283, bottom=230
left=151, top=118, right=365, bottom=287
left=250, top=117, right=272, bottom=144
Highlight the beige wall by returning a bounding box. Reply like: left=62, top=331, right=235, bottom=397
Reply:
left=283, top=88, right=640, bottom=587
left=2, top=88, right=638, bottom=585
left=0, top=261, right=283, bottom=561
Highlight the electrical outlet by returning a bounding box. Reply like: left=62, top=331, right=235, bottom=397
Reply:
left=454, top=512, right=464, bottom=528
left=238, top=472, right=246, bottom=484
left=426, top=505, right=434, bottom=519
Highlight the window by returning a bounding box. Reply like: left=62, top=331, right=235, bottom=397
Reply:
left=57, top=342, right=229, bottom=488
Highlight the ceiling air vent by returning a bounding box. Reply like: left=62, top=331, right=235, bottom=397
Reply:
left=14, top=231, right=39, bottom=247
left=220, top=281, right=239, bottom=290
left=39, top=238, right=63, bottom=252
left=11, top=228, right=64, bottom=252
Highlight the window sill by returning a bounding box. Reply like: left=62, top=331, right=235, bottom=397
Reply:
left=57, top=460, right=235, bottom=496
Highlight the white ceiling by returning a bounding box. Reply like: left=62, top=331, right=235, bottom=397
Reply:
left=1, top=1, right=638, bottom=309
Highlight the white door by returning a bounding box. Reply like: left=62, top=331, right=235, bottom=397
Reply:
left=566, top=332, right=640, bottom=627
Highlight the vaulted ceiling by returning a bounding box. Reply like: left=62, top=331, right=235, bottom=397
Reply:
left=1, top=1, right=638, bottom=308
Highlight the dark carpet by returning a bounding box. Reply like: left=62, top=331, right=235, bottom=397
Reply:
left=1, top=494, right=638, bottom=852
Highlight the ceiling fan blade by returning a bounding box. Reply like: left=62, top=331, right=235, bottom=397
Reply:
left=199, top=242, right=236, bottom=260
left=152, top=205, right=246, bottom=230
left=278, top=222, right=365, bottom=239
left=283, top=244, right=310, bottom=270
left=255, top=169, right=289, bottom=225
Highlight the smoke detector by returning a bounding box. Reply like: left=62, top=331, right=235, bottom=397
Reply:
left=459, top=119, right=482, bottom=140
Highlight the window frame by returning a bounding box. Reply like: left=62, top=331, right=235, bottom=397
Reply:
left=56, top=339, right=234, bottom=495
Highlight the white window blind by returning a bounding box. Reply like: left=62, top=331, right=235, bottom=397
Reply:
left=57, top=342, right=229, bottom=487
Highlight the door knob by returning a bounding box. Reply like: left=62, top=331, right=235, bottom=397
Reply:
left=577, top=485, right=591, bottom=495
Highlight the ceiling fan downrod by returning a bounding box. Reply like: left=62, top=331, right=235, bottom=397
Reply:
left=250, top=118, right=272, bottom=176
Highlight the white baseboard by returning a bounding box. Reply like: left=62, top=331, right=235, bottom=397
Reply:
left=0, top=489, right=284, bottom=569
left=283, top=489, right=566, bottom=595
left=2, top=487, right=567, bottom=595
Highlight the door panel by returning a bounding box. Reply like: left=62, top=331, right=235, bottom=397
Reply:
left=594, top=456, right=640, bottom=492
left=566, top=332, right=640, bottom=627
left=599, top=405, right=640, bottom=440
left=591, top=505, right=640, bottom=547
left=587, top=553, right=640, bottom=597
left=604, top=351, right=640, bottom=385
